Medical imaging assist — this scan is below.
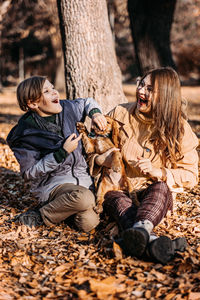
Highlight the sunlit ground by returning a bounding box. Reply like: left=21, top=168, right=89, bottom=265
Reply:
left=0, top=86, right=200, bottom=299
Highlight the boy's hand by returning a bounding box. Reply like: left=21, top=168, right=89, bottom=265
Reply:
left=63, top=133, right=82, bottom=153
left=92, top=113, right=107, bottom=131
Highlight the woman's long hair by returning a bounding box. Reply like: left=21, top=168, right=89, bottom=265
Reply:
left=143, top=67, right=185, bottom=165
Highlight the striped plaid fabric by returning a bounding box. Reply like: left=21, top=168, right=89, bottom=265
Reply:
left=103, top=182, right=173, bottom=231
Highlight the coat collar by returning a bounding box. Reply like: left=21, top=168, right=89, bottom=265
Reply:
left=135, top=108, right=154, bottom=125
left=111, top=102, right=153, bottom=138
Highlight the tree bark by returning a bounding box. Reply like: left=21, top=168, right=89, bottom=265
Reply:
left=128, top=0, right=177, bottom=76
left=57, top=0, right=127, bottom=113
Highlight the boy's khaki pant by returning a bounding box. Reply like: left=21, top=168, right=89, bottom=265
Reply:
left=39, top=183, right=99, bottom=232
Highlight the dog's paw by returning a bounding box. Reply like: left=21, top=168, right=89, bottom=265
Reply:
left=111, top=165, right=121, bottom=172
left=76, top=122, right=86, bottom=133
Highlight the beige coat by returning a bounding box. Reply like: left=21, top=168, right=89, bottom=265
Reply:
left=90, top=102, right=199, bottom=198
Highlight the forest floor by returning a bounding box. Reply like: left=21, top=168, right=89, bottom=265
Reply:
left=0, top=86, right=200, bottom=299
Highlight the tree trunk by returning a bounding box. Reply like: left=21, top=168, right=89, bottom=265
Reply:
left=128, top=0, right=177, bottom=76
left=55, top=55, right=66, bottom=93
left=57, top=0, right=127, bottom=113
left=19, top=47, right=24, bottom=81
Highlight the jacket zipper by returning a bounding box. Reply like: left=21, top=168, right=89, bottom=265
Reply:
left=71, top=152, right=79, bottom=185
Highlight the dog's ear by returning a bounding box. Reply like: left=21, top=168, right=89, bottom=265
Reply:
left=105, top=115, right=113, bottom=123
left=111, top=119, right=120, bottom=148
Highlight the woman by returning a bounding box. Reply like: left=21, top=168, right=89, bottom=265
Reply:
left=7, top=76, right=107, bottom=232
left=90, top=67, right=199, bottom=263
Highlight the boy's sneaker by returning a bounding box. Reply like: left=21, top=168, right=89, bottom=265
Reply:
left=15, top=209, right=43, bottom=228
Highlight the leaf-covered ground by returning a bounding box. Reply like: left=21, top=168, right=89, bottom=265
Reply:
left=0, top=87, right=200, bottom=299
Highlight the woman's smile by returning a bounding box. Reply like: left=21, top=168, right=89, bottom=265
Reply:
left=138, top=96, right=149, bottom=106
left=136, top=75, right=153, bottom=114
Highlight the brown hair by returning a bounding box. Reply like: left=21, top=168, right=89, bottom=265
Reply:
left=140, top=67, right=185, bottom=165
left=17, top=76, right=46, bottom=111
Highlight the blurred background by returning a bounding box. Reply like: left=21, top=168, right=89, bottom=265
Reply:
left=1, top=0, right=200, bottom=93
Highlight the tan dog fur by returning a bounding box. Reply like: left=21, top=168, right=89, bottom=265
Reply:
left=77, top=116, right=139, bottom=213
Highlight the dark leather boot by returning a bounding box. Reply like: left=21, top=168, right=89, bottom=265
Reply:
left=122, top=227, right=149, bottom=258
left=147, top=236, right=188, bottom=264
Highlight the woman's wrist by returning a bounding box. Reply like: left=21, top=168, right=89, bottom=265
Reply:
left=161, top=167, right=167, bottom=182
left=153, top=168, right=167, bottom=182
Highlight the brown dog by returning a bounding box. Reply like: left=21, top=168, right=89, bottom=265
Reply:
left=77, top=116, right=139, bottom=213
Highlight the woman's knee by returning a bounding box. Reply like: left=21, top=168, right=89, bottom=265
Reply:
left=147, top=181, right=173, bottom=208
left=104, top=191, right=129, bottom=207
left=158, top=181, right=169, bottom=191
left=150, top=182, right=170, bottom=196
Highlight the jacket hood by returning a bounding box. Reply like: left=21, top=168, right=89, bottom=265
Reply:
left=7, top=111, right=63, bottom=153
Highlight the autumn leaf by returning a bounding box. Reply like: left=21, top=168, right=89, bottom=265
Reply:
left=1, top=88, right=200, bottom=299
left=90, top=277, right=126, bottom=298
left=113, top=241, right=123, bottom=260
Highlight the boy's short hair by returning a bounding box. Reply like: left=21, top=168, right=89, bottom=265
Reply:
left=17, top=76, right=46, bottom=111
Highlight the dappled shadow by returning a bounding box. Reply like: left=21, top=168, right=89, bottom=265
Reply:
left=188, top=102, right=200, bottom=108
left=188, top=102, right=200, bottom=116
left=188, top=120, right=200, bottom=126
left=0, top=113, right=21, bottom=125
left=0, top=137, right=7, bottom=144
left=0, top=103, right=18, bottom=109
left=0, top=167, right=38, bottom=211
left=181, top=79, right=200, bottom=86
left=188, top=119, right=200, bottom=137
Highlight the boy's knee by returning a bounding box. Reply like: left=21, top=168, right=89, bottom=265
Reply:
left=75, top=209, right=99, bottom=232
left=76, top=188, right=96, bottom=210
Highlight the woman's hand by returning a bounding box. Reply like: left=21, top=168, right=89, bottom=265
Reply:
left=135, top=157, right=162, bottom=179
left=63, top=133, right=82, bottom=153
left=95, top=148, right=119, bottom=167
left=92, top=113, right=107, bottom=131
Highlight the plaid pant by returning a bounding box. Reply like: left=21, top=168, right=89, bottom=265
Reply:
left=103, top=182, right=173, bottom=230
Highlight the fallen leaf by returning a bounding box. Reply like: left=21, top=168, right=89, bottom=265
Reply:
left=113, top=241, right=123, bottom=260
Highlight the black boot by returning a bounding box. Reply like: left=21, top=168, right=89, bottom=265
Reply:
left=147, top=236, right=174, bottom=264
left=122, top=227, right=149, bottom=258
left=147, top=236, right=188, bottom=264
left=172, top=237, right=188, bottom=252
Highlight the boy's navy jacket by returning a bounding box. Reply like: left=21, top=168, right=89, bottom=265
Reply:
left=7, top=98, right=102, bottom=202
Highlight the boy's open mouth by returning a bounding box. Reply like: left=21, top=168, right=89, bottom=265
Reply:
left=52, top=99, right=59, bottom=103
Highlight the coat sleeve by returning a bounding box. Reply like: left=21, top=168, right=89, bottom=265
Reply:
left=72, top=97, right=102, bottom=120
left=12, top=147, right=60, bottom=180
left=166, top=121, right=199, bottom=190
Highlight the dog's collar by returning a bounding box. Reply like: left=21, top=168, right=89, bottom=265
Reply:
left=88, top=131, right=110, bottom=138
